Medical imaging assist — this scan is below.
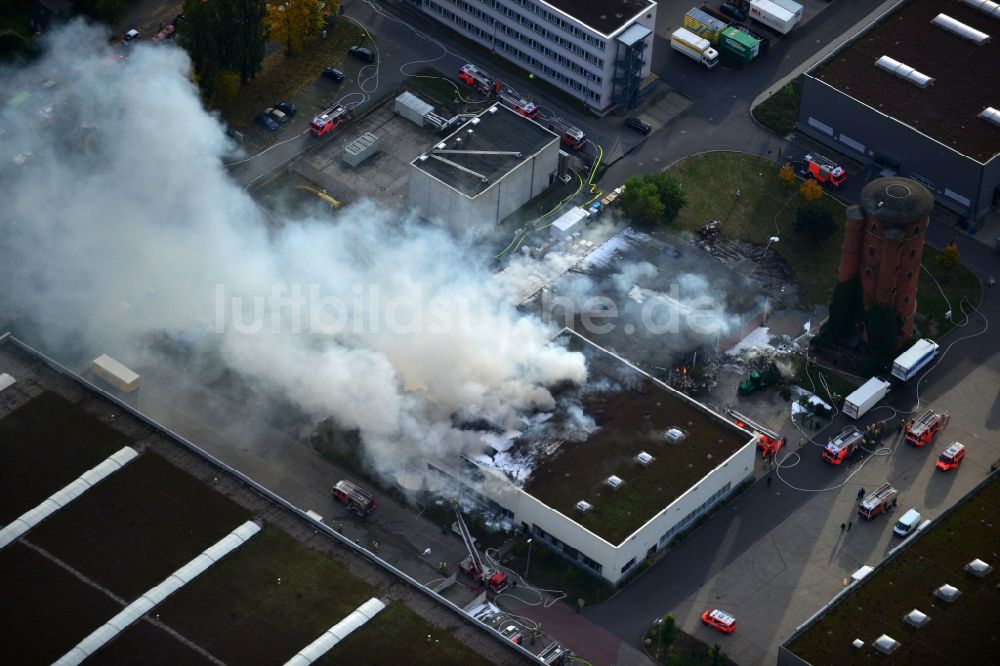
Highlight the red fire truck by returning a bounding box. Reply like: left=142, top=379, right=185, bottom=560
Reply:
left=309, top=104, right=352, bottom=137
left=726, top=406, right=785, bottom=457
left=822, top=426, right=865, bottom=465
left=905, top=409, right=949, bottom=447
left=331, top=480, right=375, bottom=516
left=457, top=63, right=538, bottom=119
left=547, top=116, right=586, bottom=150
left=453, top=502, right=508, bottom=594
left=804, top=153, right=846, bottom=187
left=858, top=482, right=898, bottom=520
left=497, top=85, right=538, bottom=119
left=935, top=441, right=966, bottom=471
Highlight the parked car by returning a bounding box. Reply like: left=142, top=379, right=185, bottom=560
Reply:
left=625, top=117, right=651, bottom=135
left=254, top=113, right=279, bottom=131
left=121, top=29, right=140, bottom=46
left=893, top=509, right=922, bottom=537
left=701, top=609, right=736, bottom=634
left=348, top=45, right=376, bottom=63
left=274, top=101, right=297, bottom=117
left=265, top=108, right=288, bottom=124
left=322, top=67, right=345, bottom=82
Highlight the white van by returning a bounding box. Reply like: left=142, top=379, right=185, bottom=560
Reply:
left=893, top=508, right=922, bottom=537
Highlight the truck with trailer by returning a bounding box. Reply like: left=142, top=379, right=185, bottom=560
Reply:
left=843, top=377, right=891, bottom=419
left=905, top=409, right=949, bottom=447
left=858, top=483, right=898, bottom=520
left=822, top=426, right=865, bottom=465
left=684, top=6, right=765, bottom=64
left=671, top=28, right=719, bottom=69
left=331, top=479, right=375, bottom=516
left=748, top=0, right=803, bottom=35
left=892, top=338, right=940, bottom=381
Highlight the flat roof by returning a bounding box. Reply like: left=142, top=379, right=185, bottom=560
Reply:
left=516, top=331, right=753, bottom=545
left=785, top=473, right=1000, bottom=664
left=0, top=338, right=526, bottom=665
left=543, top=0, right=655, bottom=36
left=411, top=104, right=557, bottom=198
left=812, top=0, right=1000, bottom=162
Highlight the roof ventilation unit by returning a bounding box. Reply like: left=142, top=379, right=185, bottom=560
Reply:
left=903, top=609, right=931, bottom=628
left=979, top=107, right=1000, bottom=127
left=575, top=500, right=593, bottom=512
left=0, top=373, right=15, bottom=392
left=875, top=56, right=935, bottom=88
left=963, top=0, right=1000, bottom=20
left=931, top=14, right=991, bottom=44
left=606, top=475, right=624, bottom=490
left=965, top=558, right=993, bottom=577
left=851, top=639, right=864, bottom=649
left=934, top=583, right=961, bottom=602
left=665, top=428, right=686, bottom=443
left=873, top=635, right=900, bottom=655
left=635, top=451, right=654, bottom=466
left=487, top=105, right=498, bottom=114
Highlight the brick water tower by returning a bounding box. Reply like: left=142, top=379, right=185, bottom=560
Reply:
left=837, top=177, right=933, bottom=346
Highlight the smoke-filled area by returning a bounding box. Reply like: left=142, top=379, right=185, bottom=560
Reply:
left=0, top=22, right=588, bottom=480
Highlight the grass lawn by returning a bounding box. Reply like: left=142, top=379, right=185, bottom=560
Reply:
left=645, top=624, right=737, bottom=665
left=156, top=523, right=376, bottom=664
left=327, top=602, right=494, bottom=666
left=502, top=539, right=613, bottom=607
left=915, top=246, right=982, bottom=339
left=215, top=20, right=367, bottom=132
left=786, top=476, right=1000, bottom=665
left=668, top=152, right=846, bottom=307
left=751, top=75, right=802, bottom=137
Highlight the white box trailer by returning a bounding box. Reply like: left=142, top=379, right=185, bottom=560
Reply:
left=670, top=27, right=719, bottom=70
left=91, top=354, right=141, bottom=392
left=749, top=0, right=803, bottom=35
left=843, top=377, right=890, bottom=419
left=892, top=338, right=939, bottom=381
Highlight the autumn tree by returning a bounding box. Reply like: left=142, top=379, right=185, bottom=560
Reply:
left=936, top=243, right=960, bottom=274
left=778, top=163, right=796, bottom=186
left=799, top=178, right=823, bottom=201
left=267, top=1, right=324, bottom=56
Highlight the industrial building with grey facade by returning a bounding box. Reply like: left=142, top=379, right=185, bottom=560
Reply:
left=796, top=0, right=1000, bottom=223
left=403, top=0, right=657, bottom=112
left=408, top=102, right=561, bottom=228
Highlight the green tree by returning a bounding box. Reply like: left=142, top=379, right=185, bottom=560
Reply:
left=824, top=276, right=863, bottom=339
left=799, top=178, right=823, bottom=201
left=866, top=303, right=903, bottom=362
left=620, top=176, right=664, bottom=225
left=649, top=172, right=687, bottom=224
left=182, top=0, right=267, bottom=100
left=794, top=203, right=838, bottom=242
left=659, top=612, right=677, bottom=650
left=267, top=0, right=324, bottom=55
left=73, top=0, right=128, bottom=24
left=0, top=30, right=29, bottom=61
left=936, top=242, right=960, bottom=274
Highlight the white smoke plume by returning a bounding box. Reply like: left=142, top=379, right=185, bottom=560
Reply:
left=0, top=22, right=587, bottom=476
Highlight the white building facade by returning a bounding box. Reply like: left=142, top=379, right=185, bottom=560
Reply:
left=404, top=0, right=657, bottom=112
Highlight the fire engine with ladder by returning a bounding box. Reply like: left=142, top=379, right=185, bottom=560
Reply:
left=803, top=153, right=846, bottom=187
left=331, top=479, right=375, bottom=517
left=858, top=482, right=898, bottom=520
left=725, top=406, right=786, bottom=456
left=546, top=116, right=586, bottom=150
left=822, top=426, right=865, bottom=465
left=905, top=409, right=949, bottom=447
left=457, top=63, right=539, bottom=119
left=452, top=502, right=508, bottom=594
left=309, top=104, right=352, bottom=137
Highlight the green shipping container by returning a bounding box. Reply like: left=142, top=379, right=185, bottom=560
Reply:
left=720, top=26, right=759, bottom=63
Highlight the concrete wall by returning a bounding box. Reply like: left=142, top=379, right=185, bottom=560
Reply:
left=413, top=0, right=656, bottom=112
left=797, top=75, right=1000, bottom=220
left=408, top=137, right=558, bottom=228
left=464, top=439, right=755, bottom=584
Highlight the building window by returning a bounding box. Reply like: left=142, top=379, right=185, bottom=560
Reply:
left=868, top=246, right=876, bottom=257
left=865, top=267, right=874, bottom=278
left=871, top=223, right=878, bottom=232
left=903, top=295, right=909, bottom=306
left=906, top=271, right=913, bottom=281
left=910, top=248, right=917, bottom=258
left=621, top=557, right=636, bottom=574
